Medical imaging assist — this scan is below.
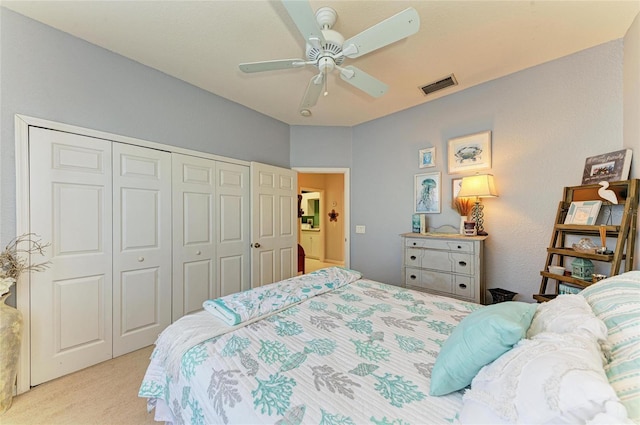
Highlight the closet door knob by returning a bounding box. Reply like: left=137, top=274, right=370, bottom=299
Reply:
left=458, top=283, right=467, bottom=289
left=137, top=256, right=144, bottom=262
left=410, top=275, right=417, bottom=280
left=195, top=250, right=201, bottom=255
left=410, top=255, right=417, bottom=260
left=458, top=261, right=467, bottom=267
left=252, top=243, right=261, bottom=248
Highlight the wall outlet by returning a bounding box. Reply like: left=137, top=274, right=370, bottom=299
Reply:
left=355, top=225, right=366, bottom=234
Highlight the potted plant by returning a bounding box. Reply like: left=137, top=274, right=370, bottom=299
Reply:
left=0, top=234, right=48, bottom=414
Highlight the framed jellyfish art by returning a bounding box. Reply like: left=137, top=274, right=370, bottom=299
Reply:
left=414, top=172, right=441, bottom=213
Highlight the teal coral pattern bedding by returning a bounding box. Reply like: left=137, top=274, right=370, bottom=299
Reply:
left=139, top=277, right=481, bottom=424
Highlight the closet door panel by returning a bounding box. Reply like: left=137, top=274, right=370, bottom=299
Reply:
left=172, top=154, right=216, bottom=321
left=29, top=127, right=113, bottom=386
left=217, top=162, right=250, bottom=296
left=113, top=143, right=171, bottom=357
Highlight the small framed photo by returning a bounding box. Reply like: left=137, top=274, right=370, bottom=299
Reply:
left=419, top=147, right=436, bottom=168
left=414, top=172, right=441, bottom=213
left=564, top=201, right=602, bottom=225
left=447, top=130, right=492, bottom=174
left=451, top=178, right=463, bottom=208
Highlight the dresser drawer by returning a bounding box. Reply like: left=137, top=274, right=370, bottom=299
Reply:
left=405, top=248, right=422, bottom=268
left=420, top=251, right=474, bottom=275
left=405, top=237, right=474, bottom=253
left=404, top=268, right=453, bottom=293
left=453, top=275, right=474, bottom=298
left=405, top=269, right=476, bottom=299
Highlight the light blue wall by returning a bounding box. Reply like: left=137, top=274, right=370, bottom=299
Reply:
left=0, top=8, right=290, bottom=244
left=292, top=40, right=626, bottom=301
left=289, top=126, right=353, bottom=167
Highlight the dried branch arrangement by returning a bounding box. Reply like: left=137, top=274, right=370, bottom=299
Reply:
left=1, top=233, right=50, bottom=295
left=454, top=197, right=474, bottom=216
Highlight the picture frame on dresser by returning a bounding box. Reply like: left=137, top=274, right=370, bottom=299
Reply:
left=415, top=172, right=441, bottom=213
left=447, top=130, right=492, bottom=174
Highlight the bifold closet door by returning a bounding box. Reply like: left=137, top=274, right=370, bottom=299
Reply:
left=29, top=128, right=113, bottom=386
left=112, top=143, right=172, bottom=357
left=172, top=153, right=216, bottom=321
left=216, top=161, right=251, bottom=297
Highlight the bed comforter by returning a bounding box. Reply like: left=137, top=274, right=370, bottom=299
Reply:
left=139, top=274, right=481, bottom=424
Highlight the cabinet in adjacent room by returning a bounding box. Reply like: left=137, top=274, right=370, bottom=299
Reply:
left=301, top=230, right=321, bottom=259
left=401, top=233, right=487, bottom=304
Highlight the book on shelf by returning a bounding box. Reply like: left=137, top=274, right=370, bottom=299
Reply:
left=582, top=149, right=632, bottom=184
left=412, top=214, right=427, bottom=234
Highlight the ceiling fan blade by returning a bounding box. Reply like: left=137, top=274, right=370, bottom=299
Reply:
left=343, top=8, right=420, bottom=58
left=239, top=59, right=307, bottom=73
left=282, top=0, right=326, bottom=48
left=339, top=66, right=388, bottom=98
left=300, top=73, right=324, bottom=109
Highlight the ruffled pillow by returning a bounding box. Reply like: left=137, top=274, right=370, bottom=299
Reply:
left=460, top=331, right=630, bottom=424
left=527, top=294, right=608, bottom=342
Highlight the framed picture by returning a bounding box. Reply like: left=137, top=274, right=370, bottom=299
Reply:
left=451, top=178, right=463, bottom=208
left=447, top=130, right=492, bottom=174
left=581, top=149, right=632, bottom=184
left=419, top=147, right=436, bottom=168
left=564, top=201, right=602, bottom=225
left=414, top=172, right=441, bottom=213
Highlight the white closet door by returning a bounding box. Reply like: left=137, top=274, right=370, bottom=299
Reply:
left=112, top=143, right=172, bottom=356
left=250, top=162, right=297, bottom=287
left=216, top=162, right=250, bottom=296
left=29, top=127, right=113, bottom=386
left=172, top=153, right=216, bottom=321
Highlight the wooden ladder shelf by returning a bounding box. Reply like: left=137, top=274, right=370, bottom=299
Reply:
left=533, top=179, right=639, bottom=303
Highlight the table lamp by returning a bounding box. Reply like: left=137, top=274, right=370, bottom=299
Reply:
left=457, top=174, right=498, bottom=236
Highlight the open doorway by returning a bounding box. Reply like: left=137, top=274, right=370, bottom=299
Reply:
left=294, top=168, right=350, bottom=274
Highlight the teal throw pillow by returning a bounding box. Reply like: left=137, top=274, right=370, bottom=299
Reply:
left=430, top=301, right=537, bottom=396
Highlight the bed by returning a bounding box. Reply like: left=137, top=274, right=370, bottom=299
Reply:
left=139, top=267, right=640, bottom=424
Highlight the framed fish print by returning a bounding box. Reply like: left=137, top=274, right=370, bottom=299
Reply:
left=447, top=130, right=492, bottom=174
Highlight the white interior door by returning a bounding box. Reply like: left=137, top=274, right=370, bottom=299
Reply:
left=29, top=127, right=113, bottom=386
left=112, top=143, right=172, bottom=356
left=217, top=162, right=251, bottom=296
left=171, top=153, right=216, bottom=321
left=250, top=162, right=297, bottom=287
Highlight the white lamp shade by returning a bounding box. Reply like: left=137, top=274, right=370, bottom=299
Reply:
left=457, top=174, right=498, bottom=198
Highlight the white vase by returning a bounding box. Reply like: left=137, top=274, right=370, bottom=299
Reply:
left=0, top=292, right=22, bottom=414
left=459, top=216, right=467, bottom=234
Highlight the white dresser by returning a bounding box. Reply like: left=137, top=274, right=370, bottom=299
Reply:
left=401, top=233, right=487, bottom=304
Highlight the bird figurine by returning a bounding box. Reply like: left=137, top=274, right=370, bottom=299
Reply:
left=598, top=181, right=618, bottom=204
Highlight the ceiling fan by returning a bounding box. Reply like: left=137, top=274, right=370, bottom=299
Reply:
left=239, top=1, right=420, bottom=114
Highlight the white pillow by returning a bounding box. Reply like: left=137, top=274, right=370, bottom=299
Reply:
left=527, top=294, right=607, bottom=342
left=460, top=332, right=631, bottom=424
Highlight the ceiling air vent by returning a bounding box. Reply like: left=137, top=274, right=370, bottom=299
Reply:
left=420, top=74, right=458, bottom=96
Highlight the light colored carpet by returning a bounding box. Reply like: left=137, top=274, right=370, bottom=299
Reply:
left=1, top=345, right=158, bottom=425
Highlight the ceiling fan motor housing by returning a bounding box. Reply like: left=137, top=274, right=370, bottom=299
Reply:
left=306, top=29, right=345, bottom=66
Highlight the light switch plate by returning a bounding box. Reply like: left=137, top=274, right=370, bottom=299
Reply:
left=355, top=225, right=366, bottom=234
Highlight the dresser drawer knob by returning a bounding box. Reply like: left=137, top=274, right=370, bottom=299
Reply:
left=410, top=255, right=417, bottom=260
left=412, top=242, right=417, bottom=246
left=458, top=261, right=467, bottom=267
left=459, top=283, right=467, bottom=289
left=410, top=275, right=417, bottom=280
left=457, top=245, right=462, bottom=249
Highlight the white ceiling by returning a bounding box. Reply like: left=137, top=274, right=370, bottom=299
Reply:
left=3, top=1, right=639, bottom=127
